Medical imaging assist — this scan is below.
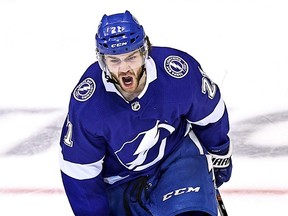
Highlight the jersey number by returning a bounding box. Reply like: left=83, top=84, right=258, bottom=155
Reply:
left=198, top=66, right=217, bottom=99
left=64, top=115, right=73, bottom=147
left=202, top=77, right=216, bottom=99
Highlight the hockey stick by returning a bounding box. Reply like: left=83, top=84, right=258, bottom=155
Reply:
left=216, top=188, right=228, bottom=216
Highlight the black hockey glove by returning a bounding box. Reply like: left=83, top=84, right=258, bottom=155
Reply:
left=210, top=145, right=233, bottom=188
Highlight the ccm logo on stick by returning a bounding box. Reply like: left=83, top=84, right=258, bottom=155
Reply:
left=163, top=186, right=200, bottom=201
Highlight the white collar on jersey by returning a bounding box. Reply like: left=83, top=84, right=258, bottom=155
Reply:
left=101, top=57, right=157, bottom=99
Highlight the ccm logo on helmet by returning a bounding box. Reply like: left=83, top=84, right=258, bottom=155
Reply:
left=111, top=42, right=128, bottom=48
left=163, top=186, right=200, bottom=201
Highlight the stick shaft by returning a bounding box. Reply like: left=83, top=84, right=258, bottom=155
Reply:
left=216, top=189, right=228, bottom=216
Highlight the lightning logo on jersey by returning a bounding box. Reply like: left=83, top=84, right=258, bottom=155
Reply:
left=115, top=120, right=175, bottom=171
left=73, top=78, right=96, bottom=101
left=164, top=55, right=189, bottom=78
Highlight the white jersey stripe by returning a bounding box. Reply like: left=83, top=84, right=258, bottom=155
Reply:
left=59, top=148, right=104, bottom=180
left=188, top=96, right=225, bottom=126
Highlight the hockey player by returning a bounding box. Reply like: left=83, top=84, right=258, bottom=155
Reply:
left=59, top=10, right=232, bottom=216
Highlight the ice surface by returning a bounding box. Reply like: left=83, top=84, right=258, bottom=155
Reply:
left=1, top=0, right=288, bottom=215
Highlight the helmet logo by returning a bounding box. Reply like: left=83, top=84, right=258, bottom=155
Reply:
left=73, top=78, right=96, bottom=102
left=111, top=42, right=128, bottom=48
left=164, top=56, right=189, bottom=78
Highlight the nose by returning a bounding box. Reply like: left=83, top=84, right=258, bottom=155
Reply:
left=118, top=61, right=131, bottom=72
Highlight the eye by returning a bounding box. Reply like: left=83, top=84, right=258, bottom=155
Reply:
left=109, top=59, right=121, bottom=64
left=127, top=55, right=137, bottom=61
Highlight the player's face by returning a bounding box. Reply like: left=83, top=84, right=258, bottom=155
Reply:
left=104, top=50, right=144, bottom=93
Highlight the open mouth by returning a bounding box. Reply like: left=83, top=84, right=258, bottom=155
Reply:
left=122, top=76, right=133, bottom=86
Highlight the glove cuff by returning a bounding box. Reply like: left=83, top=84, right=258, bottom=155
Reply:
left=210, top=144, right=232, bottom=168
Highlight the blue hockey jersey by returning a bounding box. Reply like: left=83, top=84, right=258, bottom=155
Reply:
left=59, top=46, right=230, bottom=215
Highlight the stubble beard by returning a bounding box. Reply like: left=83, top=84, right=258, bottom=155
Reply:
left=112, top=68, right=144, bottom=94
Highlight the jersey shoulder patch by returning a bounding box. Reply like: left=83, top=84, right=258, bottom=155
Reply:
left=73, top=77, right=96, bottom=102
left=163, top=55, right=189, bottom=78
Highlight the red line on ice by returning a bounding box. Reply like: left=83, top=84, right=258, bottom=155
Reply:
left=222, top=188, right=288, bottom=195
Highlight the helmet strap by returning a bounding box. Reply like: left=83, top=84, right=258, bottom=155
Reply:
left=104, top=70, right=119, bottom=85
left=138, top=65, right=146, bottom=82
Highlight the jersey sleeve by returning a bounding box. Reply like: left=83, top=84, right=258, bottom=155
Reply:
left=59, top=99, right=109, bottom=215
left=186, top=60, right=230, bottom=155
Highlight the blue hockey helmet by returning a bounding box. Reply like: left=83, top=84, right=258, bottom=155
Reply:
left=95, top=10, right=146, bottom=55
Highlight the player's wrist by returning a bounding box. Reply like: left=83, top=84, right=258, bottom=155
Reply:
left=210, top=144, right=232, bottom=168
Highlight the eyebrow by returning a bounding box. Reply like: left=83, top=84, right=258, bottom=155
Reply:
left=105, top=51, right=139, bottom=60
